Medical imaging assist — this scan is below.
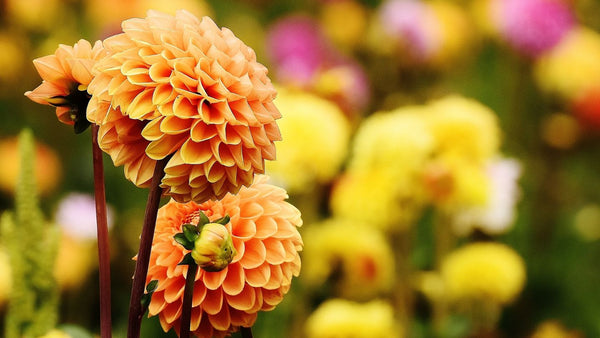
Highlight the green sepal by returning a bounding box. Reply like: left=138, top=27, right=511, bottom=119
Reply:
left=215, top=215, right=230, bottom=225
left=198, top=211, right=210, bottom=227
left=173, top=233, right=194, bottom=250
left=141, top=280, right=159, bottom=312
left=146, top=280, right=159, bottom=293
left=183, top=223, right=199, bottom=242
left=178, top=252, right=197, bottom=266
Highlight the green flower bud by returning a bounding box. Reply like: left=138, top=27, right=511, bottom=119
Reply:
left=191, top=223, right=236, bottom=272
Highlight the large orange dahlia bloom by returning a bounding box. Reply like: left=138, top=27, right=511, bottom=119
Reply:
left=87, top=10, right=282, bottom=202
left=25, top=39, right=106, bottom=130
left=145, top=175, right=302, bottom=337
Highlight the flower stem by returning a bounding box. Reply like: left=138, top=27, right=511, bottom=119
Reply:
left=179, top=263, right=198, bottom=338
left=241, top=327, right=254, bottom=338
left=127, top=157, right=169, bottom=338
left=91, top=124, right=112, bottom=338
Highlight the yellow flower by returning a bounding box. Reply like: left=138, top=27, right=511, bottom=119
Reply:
left=0, top=31, right=27, bottom=86
left=87, top=10, right=282, bottom=202
left=53, top=232, right=96, bottom=290
left=348, top=105, right=435, bottom=176
left=305, top=299, right=400, bottom=338
left=440, top=242, right=526, bottom=305
left=0, top=246, right=12, bottom=306
left=425, top=95, right=501, bottom=162
left=428, top=1, right=477, bottom=68
left=530, top=320, right=583, bottom=338
left=534, top=26, right=600, bottom=101
left=301, top=218, right=394, bottom=300
left=319, top=0, right=368, bottom=50
left=36, top=329, right=70, bottom=338
left=266, top=88, right=350, bottom=193
left=330, top=169, right=427, bottom=231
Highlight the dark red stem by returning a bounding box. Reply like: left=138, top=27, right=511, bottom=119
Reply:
left=127, top=157, right=169, bottom=338
left=241, top=327, right=254, bottom=338
left=91, top=124, right=112, bottom=338
left=179, top=263, right=198, bottom=338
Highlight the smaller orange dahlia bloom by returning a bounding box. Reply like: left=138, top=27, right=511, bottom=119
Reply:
left=87, top=10, right=282, bottom=202
left=25, top=39, right=107, bottom=132
left=145, top=175, right=302, bottom=337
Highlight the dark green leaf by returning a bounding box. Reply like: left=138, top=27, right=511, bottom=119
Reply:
left=146, top=280, right=159, bottom=293
left=215, top=215, right=230, bottom=225
left=183, top=223, right=199, bottom=242
left=198, top=211, right=210, bottom=226
left=174, top=233, right=194, bottom=250
left=178, top=252, right=197, bottom=266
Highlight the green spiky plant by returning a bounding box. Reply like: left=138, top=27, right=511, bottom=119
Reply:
left=0, top=129, right=60, bottom=338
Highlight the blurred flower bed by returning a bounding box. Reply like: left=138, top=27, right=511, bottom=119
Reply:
left=2, top=0, right=600, bottom=337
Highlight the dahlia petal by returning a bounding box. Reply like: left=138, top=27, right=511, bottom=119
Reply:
left=225, top=284, right=255, bottom=311
left=160, top=116, right=193, bottom=134
left=244, top=263, right=270, bottom=287
left=200, top=102, right=226, bottom=124
left=203, top=268, right=228, bottom=290
left=229, top=100, right=260, bottom=126
left=141, top=117, right=164, bottom=141
left=148, top=291, right=167, bottom=315
left=152, top=83, right=175, bottom=105
left=281, top=240, right=299, bottom=262
left=264, top=122, right=282, bottom=142
left=216, top=123, right=242, bottom=145
left=148, top=62, right=172, bottom=83
left=128, top=89, right=155, bottom=119
left=222, top=263, right=245, bottom=296
left=68, top=58, right=94, bottom=85
left=232, top=218, right=256, bottom=239
left=240, top=202, right=264, bottom=220
left=203, top=289, right=224, bottom=315
left=192, top=281, right=208, bottom=307
left=206, top=162, right=227, bottom=183
left=224, top=167, right=239, bottom=187
left=262, top=288, right=283, bottom=306
left=264, top=265, right=283, bottom=290
left=239, top=239, right=266, bottom=269
left=254, top=217, right=278, bottom=239
left=146, top=134, right=186, bottom=159
left=163, top=301, right=182, bottom=324
left=171, top=96, right=198, bottom=119
left=32, top=55, right=68, bottom=83
left=190, top=120, right=218, bottom=142
left=208, top=306, right=231, bottom=331
left=264, top=239, right=286, bottom=265
left=164, top=278, right=185, bottom=302
left=180, top=140, right=213, bottom=164
left=190, top=307, right=203, bottom=331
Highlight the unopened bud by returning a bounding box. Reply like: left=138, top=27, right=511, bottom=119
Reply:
left=191, top=223, right=236, bottom=272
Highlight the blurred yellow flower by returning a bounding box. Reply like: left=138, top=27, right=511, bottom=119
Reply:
left=0, top=137, right=62, bottom=196
left=534, top=26, right=600, bottom=101
left=331, top=169, right=427, bottom=231
left=540, top=113, right=580, bottom=149
left=305, top=299, right=401, bottom=338
left=319, top=0, right=368, bottom=50
left=0, top=246, right=12, bottom=307
left=36, top=329, right=71, bottom=338
left=426, top=95, right=501, bottom=162
left=266, top=88, right=350, bottom=193
left=301, top=218, right=394, bottom=300
left=0, top=31, right=27, bottom=86
left=530, top=320, right=583, bottom=338
left=428, top=1, right=477, bottom=68
left=441, top=242, right=526, bottom=305
left=5, top=0, right=65, bottom=32
left=348, top=105, right=435, bottom=177
left=53, top=232, right=97, bottom=290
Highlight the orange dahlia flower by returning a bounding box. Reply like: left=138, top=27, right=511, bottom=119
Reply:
left=145, top=175, right=302, bottom=337
left=87, top=10, right=282, bottom=202
left=25, top=39, right=107, bottom=132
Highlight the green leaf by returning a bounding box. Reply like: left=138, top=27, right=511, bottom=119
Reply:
left=146, top=280, right=159, bottom=293
left=183, top=223, right=199, bottom=242
left=173, top=233, right=194, bottom=250
left=178, top=252, right=197, bottom=266
left=215, top=215, right=230, bottom=225
left=198, top=211, right=210, bottom=226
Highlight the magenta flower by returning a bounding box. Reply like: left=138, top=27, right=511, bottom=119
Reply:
left=492, top=0, right=575, bottom=56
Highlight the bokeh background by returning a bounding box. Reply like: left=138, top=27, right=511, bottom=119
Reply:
left=2, top=0, right=600, bottom=337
